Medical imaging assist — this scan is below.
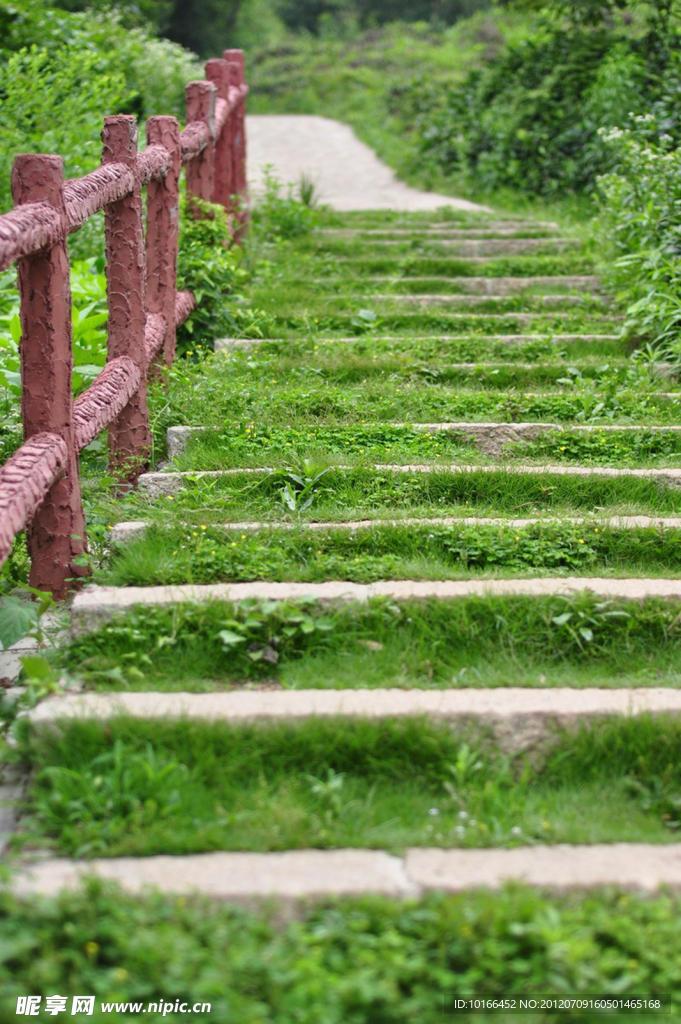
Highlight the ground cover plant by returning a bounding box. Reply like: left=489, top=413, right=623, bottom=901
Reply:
left=0, top=881, right=679, bottom=1021
left=56, top=595, right=681, bottom=691
left=15, top=716, right=681, bottom=857
left=95, top=464, right=681, bottom=527
left=103, top=521, right=681, bottom=586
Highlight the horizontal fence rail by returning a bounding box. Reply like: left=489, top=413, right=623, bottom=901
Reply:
left=0, top=49, right=249, bottom=598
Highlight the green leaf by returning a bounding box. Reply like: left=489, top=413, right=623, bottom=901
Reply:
left=218, top=629, right=246, bottom=647
left=0, top=597, right=38, bottom=650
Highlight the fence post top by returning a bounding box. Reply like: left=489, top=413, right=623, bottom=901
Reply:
left=205, top=58, right=231, bottom=98
left=102, top=115, right=139, bottom=164
left=223, top=48, right=244, bottom=72
left=185, top=80, right=217, bottom=139
left=11, top=153, right=65, bottom=207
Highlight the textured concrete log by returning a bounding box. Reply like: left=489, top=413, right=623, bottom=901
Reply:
left=136, top=143, right=170, bottom=185
left=63, top=164, right=134, bottom=234
left=102, top=115, right=151, bottom=482
left=146, top=117, right=181, bottom=367
left=205, top=59, right=234, bottom=213
left=0, top=202, right=63, bottom=272
left=185, top=81, right=216, bottom=215
left=73, top=357, right=141, bottom=452
left=175, top=289, right=197, bottom=328
left=143, top=313, right=166, bottom=365
left=11, top=154, right=88, bottom=597
left=179, top=121, right=211, bottom=163
left=0, top=434, right=68, bottom=569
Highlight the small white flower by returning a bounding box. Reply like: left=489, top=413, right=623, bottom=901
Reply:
left=454, top=825, right=466, bottom=837
left=511, top=826, right=522, bottom=836
left=458, top=810, right=468, bottom=821
left=429, top=807, right=440, bottom=816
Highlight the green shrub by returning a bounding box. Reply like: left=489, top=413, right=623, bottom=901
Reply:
left=598, top=114, right=681, bottom=355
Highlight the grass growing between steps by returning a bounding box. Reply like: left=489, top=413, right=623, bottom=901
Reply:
left=16, top=717, right=681, bottom=858
left=176, top=348, right=655, bottom=389
left=97, top=466, right=681, bottom=526
left=147, top=371, right=680, bottom=427
left=167, top=424, right=681, bottom=471
left=61, top=596, right=681, bottom=691
left=103, top=522, right=681, bottom=587
left=1, top=882, right=678, bottom=1023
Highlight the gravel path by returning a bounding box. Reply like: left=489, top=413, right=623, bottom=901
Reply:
left=246, top=114, right=488, bottom=212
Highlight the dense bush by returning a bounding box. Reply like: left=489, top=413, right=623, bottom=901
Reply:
left=597, top=114, right=681, bottom=354
left=401, top=22, right=677, bottom=197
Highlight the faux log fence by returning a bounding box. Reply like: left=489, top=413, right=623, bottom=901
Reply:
left=0, top=49, right=248, bottom=599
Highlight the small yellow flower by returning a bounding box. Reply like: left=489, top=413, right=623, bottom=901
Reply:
left=241, top=534, right=247, bottom=540
left=200, top=524, right=207, bottom=531
left=85, top=941, right=99, bottom=959
left=578, top=539, right=585, bottom=544
left=231, top=541, right=237, bottom=547
left=167, top=495, right=174, bottom=501
left=113, top=968, right=129, bottom=982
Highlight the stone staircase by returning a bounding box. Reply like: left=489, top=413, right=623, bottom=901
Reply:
left=16, top=208, right=681, bottom=906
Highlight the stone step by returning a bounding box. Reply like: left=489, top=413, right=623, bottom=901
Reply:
left=316, top=222, right=562, bottom=237
left=12, top=843, right=681, bottom=901
left=138, top=464, right=681, bottom=498
left=317, top=275, right=602, bottom=294
left=215, top=334, right=622, bottom=351
left=71, top=579, right=681, bottom=632
left=29, top=688, right=681, bottom=753
left=370, top=294, right=608, bottom=308
left=109, top=515, right=681, bottom=546
left=166, top=422, right=681, bottom=460
left=317, top=239, right=580, bottom=256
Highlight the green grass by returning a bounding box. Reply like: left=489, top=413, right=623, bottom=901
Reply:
left=59, top=595, right=681, bottom=691
left=1, top=881, right=678, bottom=1022
left=149, top=381, right=680, bottom=427
left=18, top=717, right=681, bottom=858
left=97, top=465, right=681, bottom=527
left=166, top=423, right=681, bottom=472
left=103, top=521, right=681, bottom=587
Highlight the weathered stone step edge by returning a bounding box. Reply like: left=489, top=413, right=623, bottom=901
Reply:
left=29, top=687, right=681, bottom=733
left=350, top=295, right=609, bottom=308
left=316, top=239, right=580, bottom=254
left=336, top=256, right=590, bottom=266
left=12, top=844, right=681, bottom=901
left=317, top=223, right=561, bottom=236
left=166, top=422, right=681, bottom=461
left=312, top=276, right=602, bottom=294
left=138, top=464, right=681, bottom=499
left=109, top=516, right=681, bottom=546
left=216, top=334, right=622, bottom=351
left=71, top=579, right=681, bottom=631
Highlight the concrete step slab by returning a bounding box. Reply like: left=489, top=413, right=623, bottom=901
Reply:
left=71, top=579, right=681, bottom=632
left=369, top=294, right=608, bottom=308
left=316, top=223, right=562, bottom=237
left=28, top=688, right=681, bottom=756
left=215, top=334, right=622, bottom=351
left=314, top=276, right=602, bottom=294
left=137, top=464, right=681, bottom=499
left=319, top=239, right=580, bottom=256
left=109, top=515, right=681, bottom=546
left=12, top=843, right=681, bottom=901
left=166, top=422, right=681, bottom=460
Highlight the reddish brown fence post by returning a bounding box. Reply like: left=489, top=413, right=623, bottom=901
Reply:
left=102, top=115, right=151, bottom=481
left=223, top=49, right=248, bottom=224
left=11, top=155, right=87, bottom=597
left=146, top=116, right=181, bottom=368
left=205, top=59, right=233, bottom=215
left=185, top=81, right=217, bottom=213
